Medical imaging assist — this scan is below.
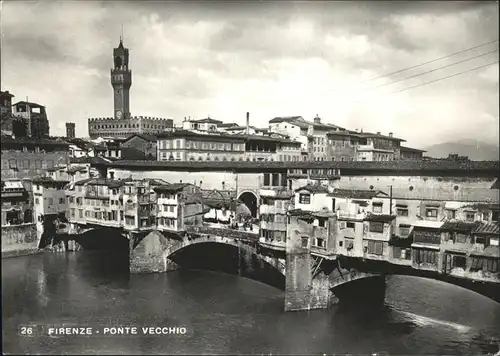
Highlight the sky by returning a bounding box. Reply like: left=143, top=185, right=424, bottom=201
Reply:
left=1, top=0, right=499, bottom=148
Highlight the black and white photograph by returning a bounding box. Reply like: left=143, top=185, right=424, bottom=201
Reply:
left=1, top=0, right=499, bottom=355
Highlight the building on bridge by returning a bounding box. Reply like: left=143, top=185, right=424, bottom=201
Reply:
left=153, top=183, right=204, bottom=233
left=280, top=179, right=500, bottom=285
left=64, top=178, right=204, bottom=235
left=32, top=177, right=69, bottom=246
left=1, top=179, right=32, bottom=226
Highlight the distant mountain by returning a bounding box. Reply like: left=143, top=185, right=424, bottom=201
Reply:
left=424, top=140, right=499, bottom=161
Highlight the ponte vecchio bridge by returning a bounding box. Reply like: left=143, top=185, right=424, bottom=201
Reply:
left=62, top=159, right=500, bottom=311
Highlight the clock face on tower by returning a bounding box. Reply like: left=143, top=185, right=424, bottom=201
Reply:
left=116, top=110, right=123, bottom=119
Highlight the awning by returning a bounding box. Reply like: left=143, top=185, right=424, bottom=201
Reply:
left=443, top=249, right=467, bottom=255
left=412, top=220, right=444, bottom=229
left=4, top=181, right=23, bottom=189
left=444, top=201, right=465, bottom=210
left=411, top=243, right=440, bottom=251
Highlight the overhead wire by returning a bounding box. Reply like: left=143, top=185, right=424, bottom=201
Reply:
left=366, top=48, right=498, bottom=91
left=353, top=60, right=498, bottom=104
left=331, top=39, right=499, bottom=93
left=361, top=39, right=499, bottom=83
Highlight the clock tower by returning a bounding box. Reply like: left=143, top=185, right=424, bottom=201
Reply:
left=111, top=37, right=132, bottom=119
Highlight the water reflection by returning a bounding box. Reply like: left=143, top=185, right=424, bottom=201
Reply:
left=2, top=252, right=500, bottom=355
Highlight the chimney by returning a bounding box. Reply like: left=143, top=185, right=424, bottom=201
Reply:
left=246, top=112, right=250, bottom=135
left=314, top=115, right=321, bottom=124
left=376, top=131, right=381, bottom=135
left=360, top=128, right=363, bottom=133
left=389, top=132, right=393, bottom=137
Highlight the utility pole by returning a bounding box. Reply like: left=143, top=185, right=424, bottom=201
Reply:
left=389, top=185, right=393, bottom=215
left=26, top=96, right=31, bottom=138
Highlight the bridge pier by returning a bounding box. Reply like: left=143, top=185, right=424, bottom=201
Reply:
left=129, top=230, right=181, bottom=273
left=285, top=233, right=336, bottom=311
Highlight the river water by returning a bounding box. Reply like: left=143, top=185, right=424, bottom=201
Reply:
left=2, top=251, right=500, bottom=355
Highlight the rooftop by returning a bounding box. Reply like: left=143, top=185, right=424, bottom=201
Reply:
left=472, top=221, right=499, bottom=235
left=440, top=220, right=480, bottom=232
left=12, top=101, right=45, bottom=108
left=153, top=183, right=193, bottom=193
left=1, top=135, right=69, bottom=148
left=73, top=178, right=126, bottom=188
left=0, top=90, right=14, bottom=98
left=329, top=189, right=387, bottom=199
left=69, top=156, right=110, bottom=164
left=192, top=117, right=223, bottom=124
left=269, top=116, right=345, bottom=131
left=401, top=146, right=427, bottom=153
left=364, top=213, right=396, bottom=222
left=122, top=133, right=158, bottom=143
left=295, top=184, right=330, bottom=194
left=156, top=129, right=299, bottom=144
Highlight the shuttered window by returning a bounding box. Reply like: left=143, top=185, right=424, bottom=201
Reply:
left=367, top=241, right=383, bottom=255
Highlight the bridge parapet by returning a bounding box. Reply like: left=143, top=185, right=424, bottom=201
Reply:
left=186, top=226, right=259, bottom=242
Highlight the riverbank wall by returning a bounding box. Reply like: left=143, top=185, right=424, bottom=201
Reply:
left=1, top=223, right=42, bottom=258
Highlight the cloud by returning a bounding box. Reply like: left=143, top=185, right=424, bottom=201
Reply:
left=1, top=0, right=498, bottom=148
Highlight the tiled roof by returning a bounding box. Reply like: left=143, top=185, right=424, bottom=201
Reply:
left=69, top=156, right=109, bottom=164
left=329, top=189, right=387, bottom=199
left=12, top=101, right=44, bottom=108
left=32, top=176, right=69, bottom=184
left=472, top=222, right=499, bottom=234
left=192, top=118, right=223, bottom=124
left=73, top=178, right=126, bottom=188
left=269, top=116, right=304, bottom=123
left=122, top=133, right=158, bottom=143
left=269, top=116, right=345, bottom=131
left=157, top=129, right=246, bottom=141
left=401, top=146, right=427, bottom=153
left=67, top=166, right=87, bottom=174
left=73, top=178, right=94, bottom=186
left=440, top=220, right=480, bottom=232
left=295, top=184, right=329, bottom=193
left=467, top=203, right=500, bottom=210
left=358, top=131, right=406, bottom=142
left=217, top=123, right=239, bottom=128
left=364, top=213, right=396, bottom=222
left=153, top=183, right=192, bottom=193
left=1, top=136, right=69, bottom=147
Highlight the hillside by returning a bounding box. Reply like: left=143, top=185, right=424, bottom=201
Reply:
left=424, top=140, right=499, bottom=161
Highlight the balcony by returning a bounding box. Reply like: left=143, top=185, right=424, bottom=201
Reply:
left=259, top=187, right=294, bottom=199
left=260, top=205, right=286, bottom=215
left=337, top=211, right=366, bottom=221
left=309, top=169, right=341, bottom=180
left=85, top=192, right=110, bottom=200
left=260, top=221, right=287, bottom=231
left=259, top=237, right=286, bottom=251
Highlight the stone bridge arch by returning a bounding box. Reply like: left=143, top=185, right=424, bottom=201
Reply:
left=130, top=231, right=285, bottom=290
left=311, top=257, right=500, bottom=305
left=64, top=225, right=130, bottom=251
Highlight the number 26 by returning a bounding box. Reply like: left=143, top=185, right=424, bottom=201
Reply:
left=21, top=327, right=33, bottom=335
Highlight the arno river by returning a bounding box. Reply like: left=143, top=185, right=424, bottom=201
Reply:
left=2, top=251, right=500, bottom=355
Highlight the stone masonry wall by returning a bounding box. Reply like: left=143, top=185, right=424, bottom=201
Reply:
left=1, top=223, right=38, bottom=257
